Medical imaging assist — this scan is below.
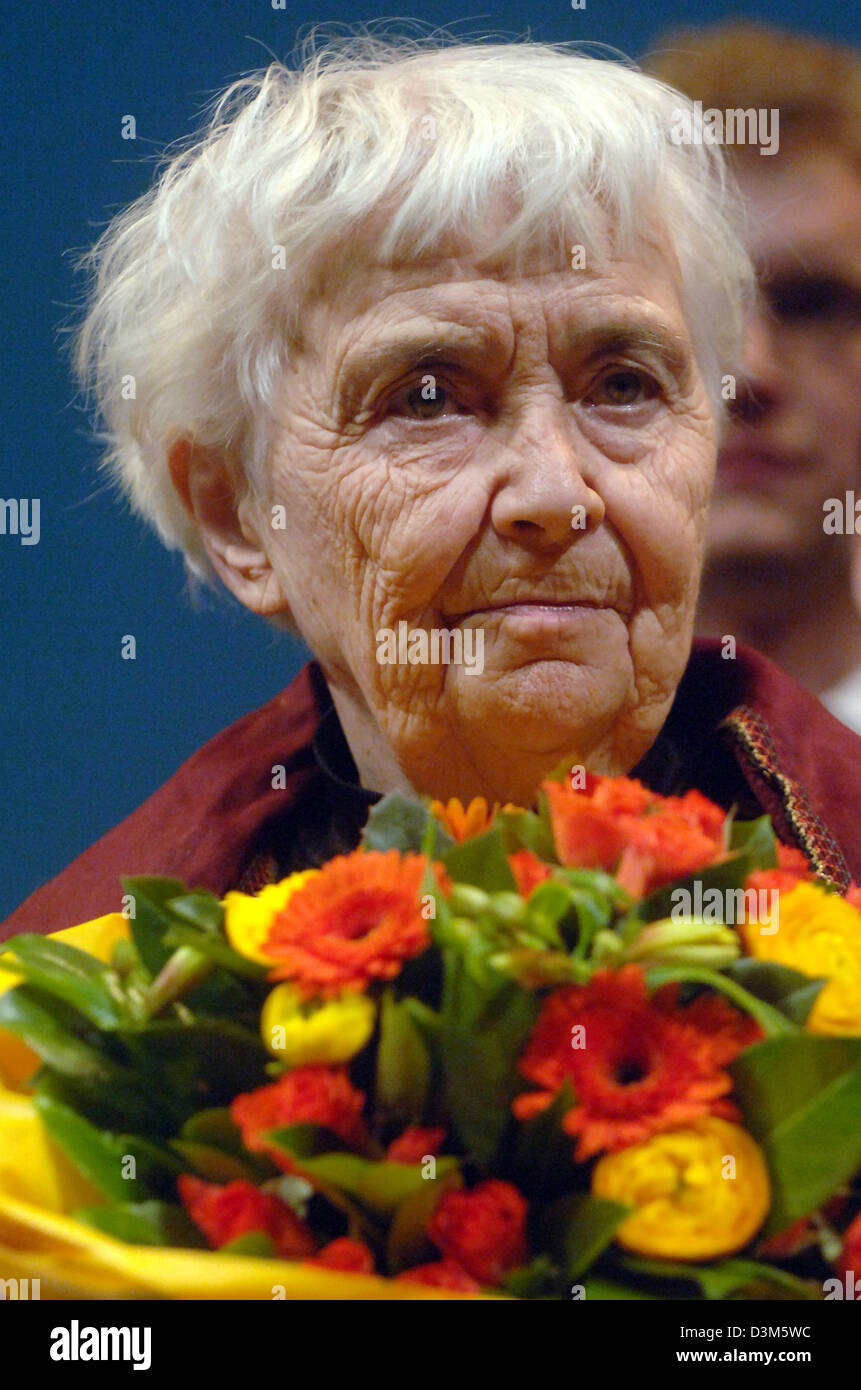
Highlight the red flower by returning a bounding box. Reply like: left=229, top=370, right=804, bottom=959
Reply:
left=231, top=1066, right=368, bottom=1166
left=395, top=1259, right=482, bottom=1292
left=508, top=850, right=553, bottom=899
left=839, top=1211, right=861, bottom=1281
left=177, top=1175, right=316, bottom=1258
left=513, top=966, right=742, bottom=1161
left=747, top=842, right=817, bottom=897
left=385, top=1126, right=446, bottom=1164
left=427, top=1179, right=529, bottom=1286
left=305, top=1238, right=376, bottom=1273
left=544, top=777, right=726, bottom=897
left=544, top=781, right=630, bottom=872
left=652, top=983, right=763, bottom=1065
left=756, top=1216, right=819, bottom=1260
left=262, top=849, right=431, bottom=996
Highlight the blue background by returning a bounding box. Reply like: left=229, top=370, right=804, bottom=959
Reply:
left=2, top=0, right=857, bottom=918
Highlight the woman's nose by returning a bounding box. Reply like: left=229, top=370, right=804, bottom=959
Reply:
left=490, top=422, right=606, bottom=546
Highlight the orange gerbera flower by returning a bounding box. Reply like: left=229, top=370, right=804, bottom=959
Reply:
left=544, top=777, right=726, bottom=897
left=261, top=849, right=430, bottom=996
left=431, top=797, right=524, bottom=843
left=652, top=983, right=763, bottom=1065
left=513, top=965, right=742, bottom=1161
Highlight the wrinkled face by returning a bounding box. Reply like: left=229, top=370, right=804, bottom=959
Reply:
left=253, top=226, right=716, bottom=803
left=707, top=140, right=861, bottom=569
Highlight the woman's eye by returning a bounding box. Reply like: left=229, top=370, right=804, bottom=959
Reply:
left=387, top=378, right=466, bottom=420
left=585, top=370, right=657, bottom=407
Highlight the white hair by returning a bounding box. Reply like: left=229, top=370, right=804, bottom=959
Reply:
left=74, top=34, right=754, bottom=585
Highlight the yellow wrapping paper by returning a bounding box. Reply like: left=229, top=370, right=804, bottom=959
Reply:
left=0, top=915, right=491, bottom=1300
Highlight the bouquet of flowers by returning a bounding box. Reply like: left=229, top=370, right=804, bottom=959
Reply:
left=2, top=770, right=861, bottom=1300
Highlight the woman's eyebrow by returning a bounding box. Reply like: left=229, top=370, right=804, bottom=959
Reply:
left=333, top=323, right=508, bottom=405
left=565, top=320, right=693, bottom=377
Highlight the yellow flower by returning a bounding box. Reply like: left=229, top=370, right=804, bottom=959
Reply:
left=739, top=882, right=861, bottom=1035
left=260, top=984, right=376, bottom=1064
left=591, top=1117, right=771, bottom=1261
left=223, top=871, right=320, bottom=965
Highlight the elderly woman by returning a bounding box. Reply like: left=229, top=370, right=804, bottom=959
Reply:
left=3, top=37, right=859, bottom=942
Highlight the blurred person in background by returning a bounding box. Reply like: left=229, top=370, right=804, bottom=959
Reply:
left=646, top=23, right=861, bottom=732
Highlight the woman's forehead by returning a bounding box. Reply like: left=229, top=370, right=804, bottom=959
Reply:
left=293, top=235, right=690, bottom=367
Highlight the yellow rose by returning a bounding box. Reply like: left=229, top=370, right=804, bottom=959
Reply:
left=739, top=882, right=861, bottom=1035
left=260, top=984, right=376, bottom=1064
left=223, top=870, right=320, bottom=965
left=592, top=1117, right=771, bottom=1260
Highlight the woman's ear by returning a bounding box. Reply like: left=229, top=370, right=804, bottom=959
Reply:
left=167, top=439, right=291, bottom=618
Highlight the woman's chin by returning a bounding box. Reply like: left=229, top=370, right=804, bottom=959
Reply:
left=386, top=668, right=634, bottom=803
left=444, top=657, right=632, bottom=752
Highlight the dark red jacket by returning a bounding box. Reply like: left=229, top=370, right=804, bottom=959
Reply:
left=2, top=640, right=859, bottom=942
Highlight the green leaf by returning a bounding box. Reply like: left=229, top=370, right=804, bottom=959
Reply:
left=730, top=1035, right=861, bottom=1234
left=119, top=1018, right=269, bottom=1114
left=181, top=970, right=261, bottom=1021
left=33, top=1084, right=185, bottom=1202
left=443, top=828, right=517, bottom=894
left=0, top=986, right=118, bottom=1081
left=161, top=924, right=271, bottom=981
left=178, top=1108, right=279, bottom=1181
left=580, top=1277, right=670, bottom=1300
left=362, top=794, right=455, bottom=856
left=724, top=959, right=826, bottom=1026
left=643, top=964, right=796, bottom=1037
left=387, top=1164, right=464, bottom=1274
left=729, top=814, right=778, bottom=866
left=439, top=941, right=539, bottom=1166
left=321, top=1156, right=459, bottom=1217
left=266, top=1130, right=459, bottom=1219
left=219, top=1231, right=277, bottom=1258
left=503, top=1255, right=564, bottom=1298
left=180, top=1107, right=246, bottom=1152
left=123, top=876, right=191, bottom=975
left=520, top=882, right=572, bottom=948
left=265, top=1123, right=349, bottom=1160
left=537, top=1193, right=631, bottom=1281
left=497, top=798, right=559, bottom=864
left=375, top=991, right=431, bottom=1125
left=615, top=1255, right=820, bottom=1301
left=565, top=889, right=615, bottom=959
left=167, top=891, right=226, bottom=935
left=262, top=1128, right=381, bottom=1242
left=74, top=1200, right=206, bottom=1249
left=0, top=936, right=123, bottom=1028
left=557, top=866, right=632, bottom=908
left=169, top=1141, right=258, bottom=1184
left=507, top=1080, right=578, bottom=1198
left=34, top=1064, right=184, bottom=1136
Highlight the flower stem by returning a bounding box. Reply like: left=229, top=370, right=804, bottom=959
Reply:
left=140, top=946, right=213, bottom=1019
